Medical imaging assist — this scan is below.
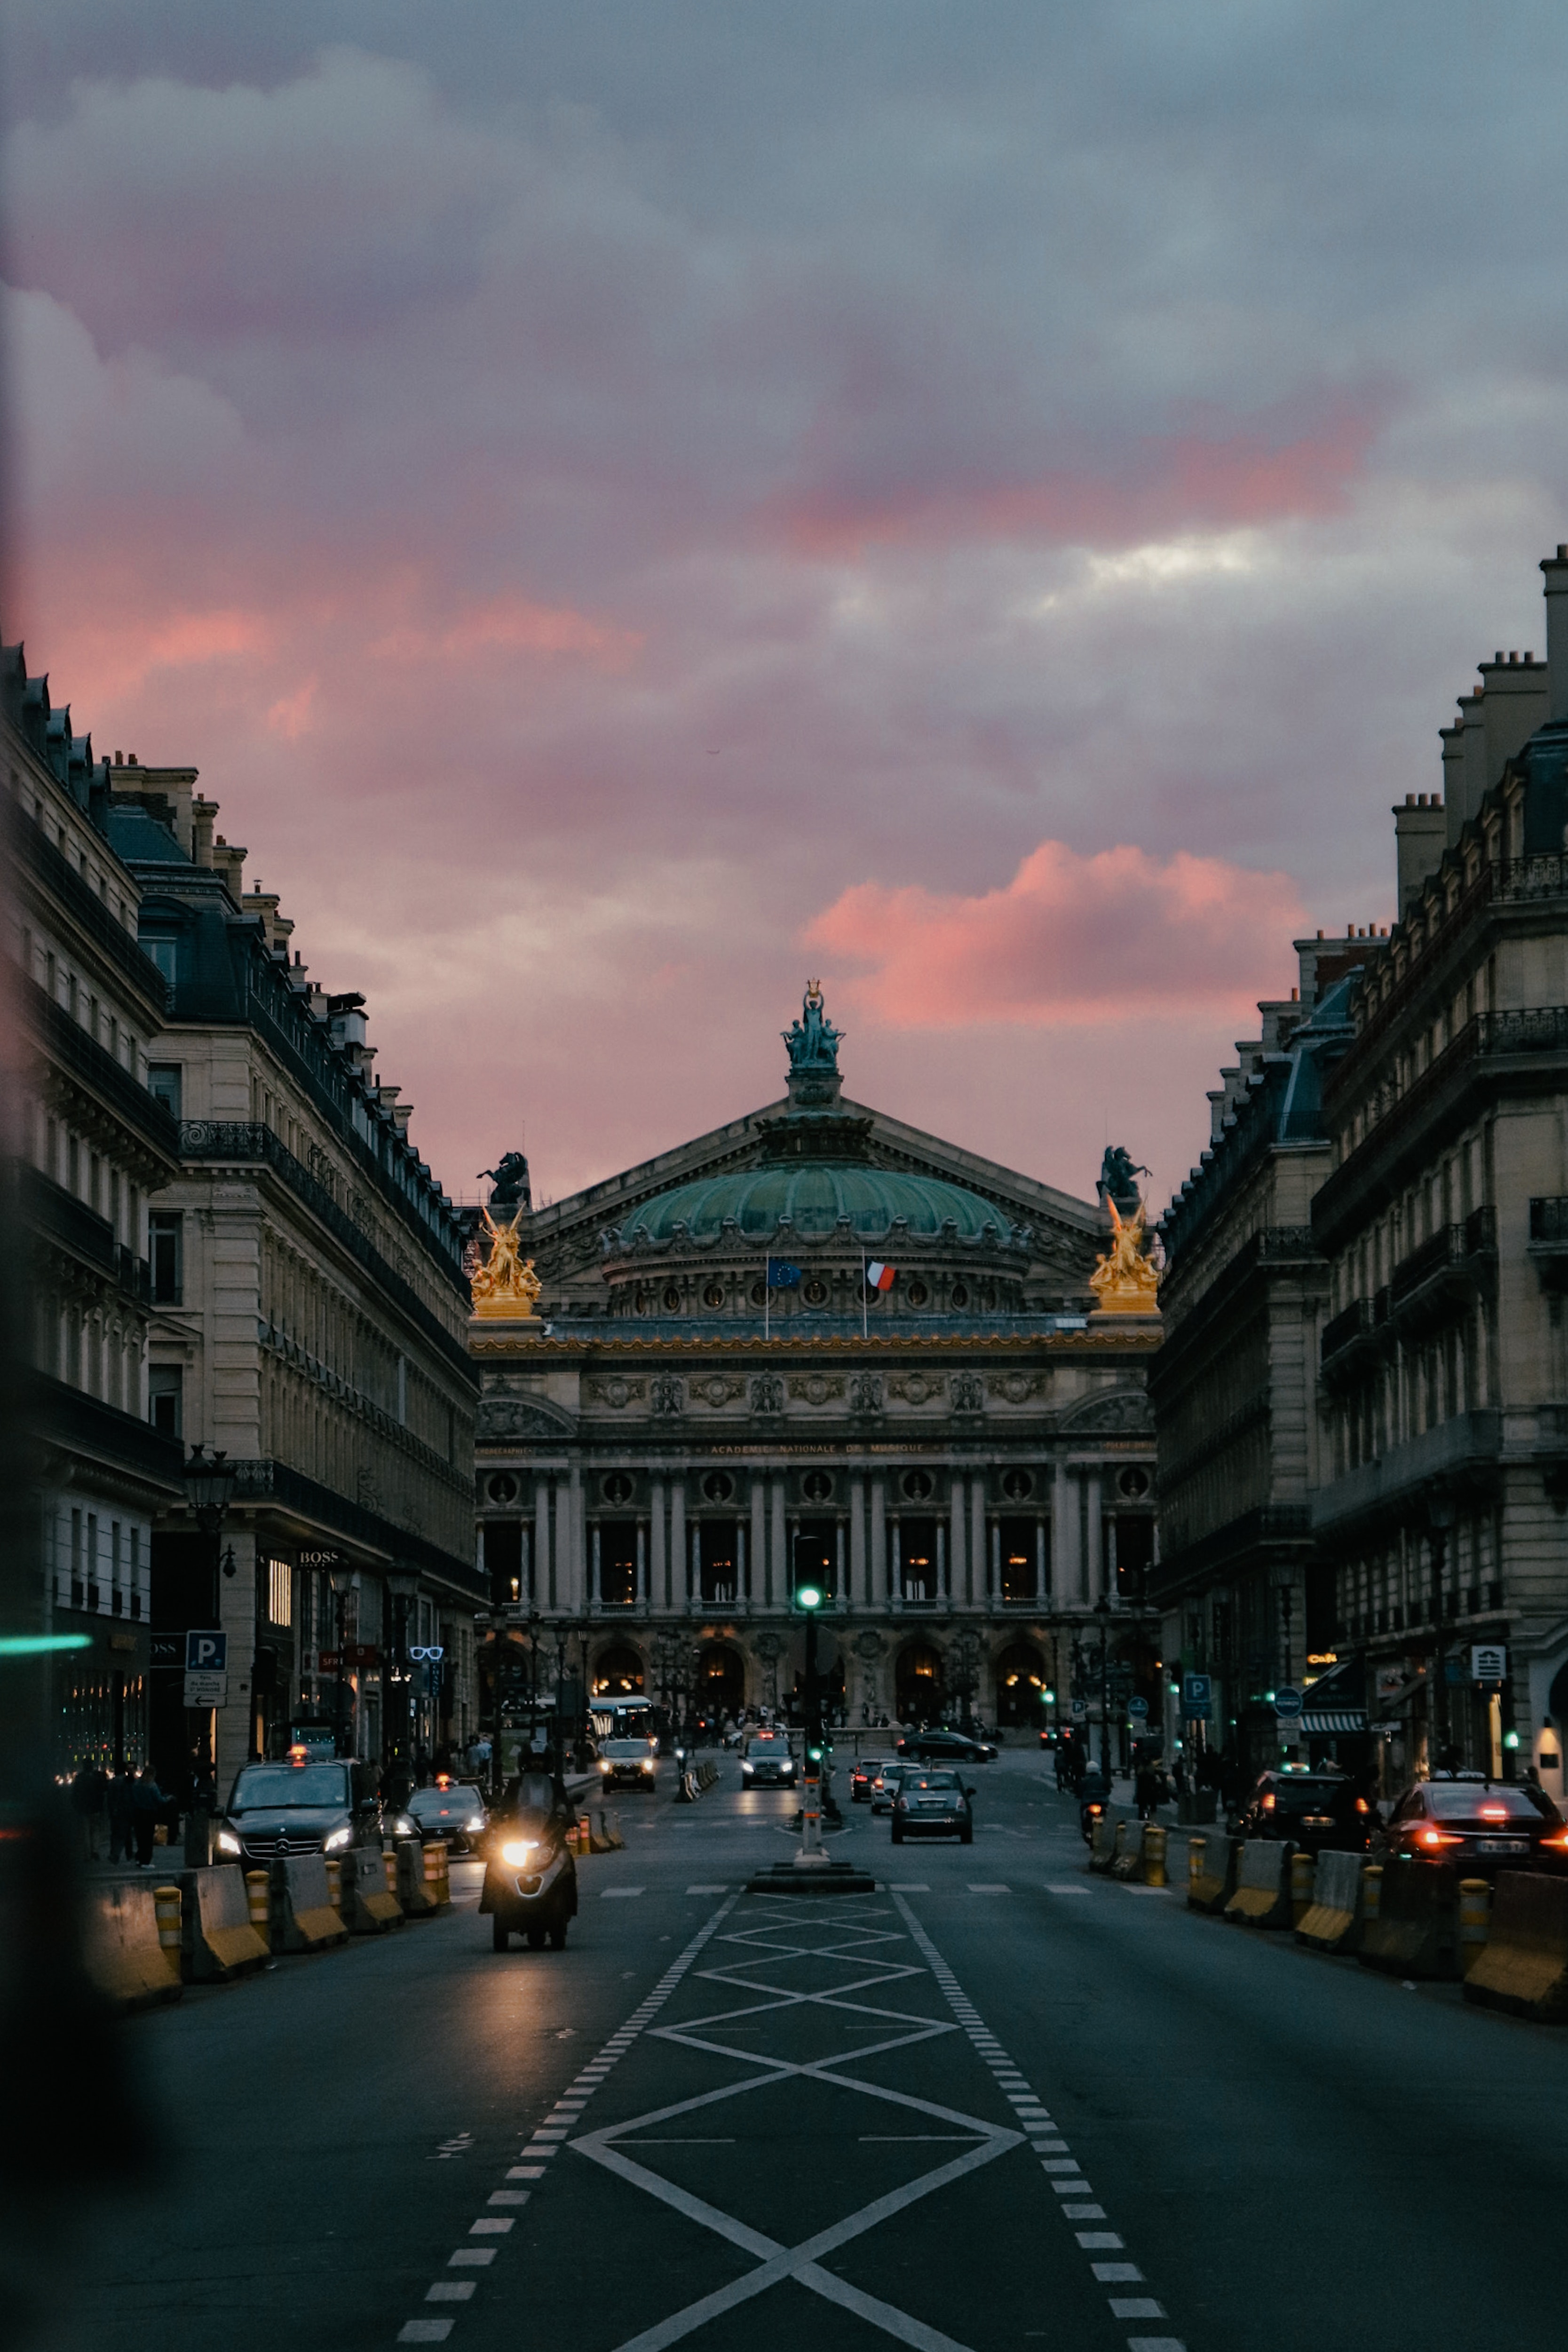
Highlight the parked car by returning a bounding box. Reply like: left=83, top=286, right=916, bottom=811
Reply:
left=403, top=1779, right=489, bottom=1852
left=740, top=1733, right=797, bottom=1787
left=1378, top=1776, right=1568, bottom=1877
left=1231, top=1768, right=1372, bottom=1856
left=896, top=1728, right=998, bottom=1765
left=891, top=1769, right=974, bottom=1845
left=216, top=1755, right=383, bottom=1863
left=871, top=1764, right=910, bottom=1815
left=850, top=1757, right=888, bottom=1804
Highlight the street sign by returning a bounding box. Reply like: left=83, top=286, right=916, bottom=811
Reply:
left=1070, top=1697, right=1088, bottom=1719
left=1472, top=1643, right=1508, bottom=1684
left=1127, top=1695, right=1149, bottom=1720
left=1274, top=1685, right=1304, bottom=1722
left=1181, top=1673, right=1212, bottom=1720
left=186, top=1629, right=227, bottom=1674
left=183, top=1670, right=227, bottom=1708
left=319, top=1644, right=380, bottom=1669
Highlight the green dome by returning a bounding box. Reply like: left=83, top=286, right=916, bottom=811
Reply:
left=620, top=1162, right=1015, bottom=1248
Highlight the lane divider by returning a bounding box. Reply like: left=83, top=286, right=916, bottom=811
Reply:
left=891, top=1892, right=1186, bottom=2352
left=393, top=1893, right=741, bottom=2344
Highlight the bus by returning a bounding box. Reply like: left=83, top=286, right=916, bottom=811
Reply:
left=590, top=1695, right=657, bottom=1748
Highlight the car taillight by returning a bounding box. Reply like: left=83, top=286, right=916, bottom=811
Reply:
left=1261, top=1793, right=1276, bottom=1812
left=1416, top=1827, right=1462, bottom=1849
left=1540, top=1829, right=1568, bottom=1851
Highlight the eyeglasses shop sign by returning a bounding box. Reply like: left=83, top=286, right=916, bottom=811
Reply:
left=1471, top=1644, right=1508, bottom=1685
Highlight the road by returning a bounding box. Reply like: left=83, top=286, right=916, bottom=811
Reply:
left=27, top=1748, right=1568, bottom=2352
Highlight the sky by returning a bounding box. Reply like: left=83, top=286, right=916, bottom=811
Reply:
left=6, top=2, right=1568, bottom=1216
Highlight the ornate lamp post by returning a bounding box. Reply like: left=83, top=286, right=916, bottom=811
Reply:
left=1093, top=1594, right=1114, bottom=1779
left=325, top=1564, right=356, bottom=1758
left=182, top=1446, right=237, bottom=1771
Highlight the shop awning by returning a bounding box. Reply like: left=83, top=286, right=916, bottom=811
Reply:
left=1299, top=1709, right=1368, bottom=1734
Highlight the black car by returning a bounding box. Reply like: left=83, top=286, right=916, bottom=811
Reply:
left=740, top=1734, right=798, bottom=1788
left=216, top=1756, right=382, bottom=1863
left=896, top=1729, right=998, bottom=1765
left=891, top=1769, right=974, bottom=1845
left=1231, top=1769, right=1372, bottom=1857
left=850, top=1756, right=888, bottom=1803
left=402, top=1780, right=489, bottom=1853
left=1379, top=1776, right=1568, bottom=1878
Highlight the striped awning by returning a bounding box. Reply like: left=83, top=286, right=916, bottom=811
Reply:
left=1299, top=1709, right=1368, bottom=1734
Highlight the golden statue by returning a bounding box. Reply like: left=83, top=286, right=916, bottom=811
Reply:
left=1089, top=1196, right=1161, bottom=1315
left=470, top=1204, right=543, bottom=1321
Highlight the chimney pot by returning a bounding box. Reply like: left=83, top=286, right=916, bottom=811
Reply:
left=1406, top=792, right=1416, bottom=805
left=1527, top=650, right=1536, bottom=663
left=1510, top=650, right=1519, bottom=664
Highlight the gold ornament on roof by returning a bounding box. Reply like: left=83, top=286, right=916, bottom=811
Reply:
left=1089, top=1196, right=1161, bottom=1315
left=470, top=1204, right=543, bottom=1320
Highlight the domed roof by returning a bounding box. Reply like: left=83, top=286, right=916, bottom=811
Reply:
left=619, top=1161, right=1016, bottom=1248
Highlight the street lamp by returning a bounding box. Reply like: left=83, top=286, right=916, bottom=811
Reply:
left=1093, top=1594, right=1113, bottom=1779
left=386, top=1572, right=420, bottom=1777
left=794, top=1583, right=828, bottom=1867
left=182, top=1446, right=238, bottom=1773
left=326, top=1564, right=357, bottom=1758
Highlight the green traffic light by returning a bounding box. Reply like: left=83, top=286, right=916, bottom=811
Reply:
left=796, top=1585, right=824, bottom=1610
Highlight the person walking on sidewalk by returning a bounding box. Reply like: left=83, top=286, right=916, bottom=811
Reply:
left=107, top=1768, right=135, bottom=1864
left=131, top=1763, right=167, bottom=1867
left=71, top=1764, right=108, bottom=1861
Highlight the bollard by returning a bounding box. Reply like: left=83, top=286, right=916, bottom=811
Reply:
left=1458, top=1877, right=1491, bottom=1975
left=245, top=1869, right=270, bottom=1933
left=154, top=1883, right=182, bottom=1955
left=384, top=1847, right=398, bottom=1898
left=578, top=1814, right=592, bottom=1857
left=1142, top=1823, right=1167, bottom=1888
left=324, top=1856, right=342, bottom=1912
left=1291, top=1849, right=1315, bottom=1925
left=1362, top=1863, right=1382, bottom=1928
left=423, top=1840, right=451, bottom=1907
left=1189, top=1835, right=1205, bottom=1889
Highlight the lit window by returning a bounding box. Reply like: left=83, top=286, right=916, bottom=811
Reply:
left=269, top=1558, right=293, bottom=1627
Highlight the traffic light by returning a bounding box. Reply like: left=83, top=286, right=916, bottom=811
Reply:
left=793, top=1584, right=824, bottom=1613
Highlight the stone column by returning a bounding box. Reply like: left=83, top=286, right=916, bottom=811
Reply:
left=949, top=1479, right=968, bottom=1604
left=1053, top=1458, right=1079, bottom=1606
left=835, top=1519, right=846, bottom=1601
left=750, top=1479, right=766, bottom=1605
left=553, top=1478, right=571, bottom=1612
left=990, top=1522, right=1001, bottom=1604
left=849, top=1476, right=866, bottom=1605
left=769, top=1479, right=786, bottom=1608
left=936, top=1522, right=947, bottom=1602
left=690, top=1520, right=702, bottom=1612
left=649, top=1478, right=666, bottom=1609
left=891, top=1519, right=902, bottom=1603
left=669, top=1479, right=686, bottom=1613
left=535, top=1482, right=551, bottom=1608
left=570, top=1471, right=586, bottom=1613
left=635, top=1521, right=647, bottom=1608
left=736, top=1523, right=747, bottom=1606
left=1036, top=1517, right=1048, bottom=1603
left=970, top=1480, right=987, bottom=1609
left=871, top=1479, right=887, bottom=1604
left=591, top=1523, right=602, bottom=1612
left=1085, top=1470, right=1104, bottom=1605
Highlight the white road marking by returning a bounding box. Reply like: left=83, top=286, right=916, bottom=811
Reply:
left=487, top=2191, right=529, bottom=2207
left=446, top=2251, right=494, bottom=2268
left=966, top=1884, right=1010, bottom=1894
left=1126, top=2338, right=1186, bottom=2352
left=888, top=1883, right=930, bottom=1891
left=686, top=1885, right=727, bottom=1893
left=398, top=2325, right=453, bottom=2344
left=1044, top=1884, right=1090, bottom=1895
left=1076, top=2232, right=1124, bottom=2249
left=468, top=2217, right=513, bottom=2234
left=425, top=2284, right=475, bottom=2303
left=602, top=1888, right=646, bottom=1899
left=507, top=2166, right=544, bottom=2179
left=1110, top=2299, right=1166, bottom=2319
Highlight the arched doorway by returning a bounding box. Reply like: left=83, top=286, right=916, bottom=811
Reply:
left=896, top=1642, right=945, bottom=1727
left=995, top=1641, right=1046, bottom=1729
left=592, top=1645, right=645, bottom=1697
left=696, top=1642, right=745, bottom=1722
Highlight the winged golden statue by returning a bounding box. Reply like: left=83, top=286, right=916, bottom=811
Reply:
left=470, top=1203, right=543, bottom=1321
left=1089, top=1195, right=1161, bottom=1315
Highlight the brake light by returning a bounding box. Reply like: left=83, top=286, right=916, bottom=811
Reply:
left=1087, top=1803, right=1103, bottom=1816
left=1261, top=1793, right=1276, bottom=1812
left=1355, top=1798, right=1370, bottom=1814
left=1541, top=1829, right=1568, bottom=1852
left=1416, top=1827, right=1462, bottom=1849
left=1478, top=1804, right=1508, bottom=1821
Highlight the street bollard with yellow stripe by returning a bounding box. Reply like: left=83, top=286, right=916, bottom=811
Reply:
left=154, top=1883, right=182, bottom=1956
left=1189, top=1835, right=1205, bottom=1891
left=324, top=1856, right=342, bottom=1912
left=383, top=1846, right=399, bottom=1899
left=424, top=1840, right=451, bottom=1907
left=1142, top=1823, right=1167, bottom=1888
left=245, top=1869, right=270, bottom=1934
left=1459, top=1877, right=1491, bottom=1974
left=1291, top=1849, right=1315, bottom=1925
left=1361, top=1863, right=1382, bottom=1928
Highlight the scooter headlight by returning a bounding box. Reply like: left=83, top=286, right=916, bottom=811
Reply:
left=501, top=1839, right=537, bottom=1867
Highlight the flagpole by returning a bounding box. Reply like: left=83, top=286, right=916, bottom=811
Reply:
left=862, top=1251, right=868, bottom=1342
left=765, top=1269, right=770, bottom=1345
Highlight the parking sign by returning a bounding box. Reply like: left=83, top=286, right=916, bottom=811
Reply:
left=186, top=1629, right=227, bottom=1673
left=1182, top=1673, right=1212, bottom=1720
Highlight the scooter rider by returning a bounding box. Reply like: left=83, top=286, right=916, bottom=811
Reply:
left=481, top=1748, right=579, bottom=1952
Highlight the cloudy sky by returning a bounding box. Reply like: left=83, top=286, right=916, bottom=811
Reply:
left=6, top=2, right=1568, bottom=1214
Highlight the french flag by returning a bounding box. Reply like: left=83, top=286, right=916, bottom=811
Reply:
left=865, top=1261, right=896, bottom=1292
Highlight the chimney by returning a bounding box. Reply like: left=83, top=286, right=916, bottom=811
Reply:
left=1541, top=545, right=1568, bottom=721
left=1394, top=791, right=1446, bottom=914
left=1478, top=648, right=1548, bottom=788
left=192, top=796, right=218, bottom=867
left=1454, top=686, right=1488, bottom=838
left=1441, top=717, right=1467, bottom=850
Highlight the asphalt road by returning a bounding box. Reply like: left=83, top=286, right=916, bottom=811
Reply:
left=25, top=1749, right=1568, bottom=2352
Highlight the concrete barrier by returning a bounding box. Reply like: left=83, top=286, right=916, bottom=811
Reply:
left=1294, top=1850, right=1366, bottom=1954
left=344, top=1844, right=404, bottom=1934
left=1290, top=1850, right=1315, bottom=1925
left=1463, top=1871, right=1568, bottom=2021
left=83, top=1879, right=183, bottom=2009
left=1187, top=1833, right=1238, bottom=1913
left=1359, top=1857, right=1458, bottom=1980
left=181, top=1865, right=269, bottom=1981
left=397, top=1838, right=440, bottom=1915
left=245, top=1869, right=270, bottom=1934
left=1224, top=1840, right=1295, bottom=1927
left=269, top=1852, right=348, bottom=1954
left=589, top=1808, right=625, bottom=1853
left=1109, top=1821, right=1143, bottom=1880
left=1088, top=1807, right=1124, bottom=1873
left=1458, top=1877, right=1491, bottom=1976
left=424, top=1840, right=451, bottom=1907
left=382, top=1846, right=399, bottom=1899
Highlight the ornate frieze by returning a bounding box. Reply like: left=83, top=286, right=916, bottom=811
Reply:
left=789, top=1373, right=845, bottom=1406
left=587, top=1376, right=646, bottom=1409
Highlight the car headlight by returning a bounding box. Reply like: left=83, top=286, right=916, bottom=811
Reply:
left=600, top=1760, right=611, bottom=1773
left=216, top=1828, right=241, bottom=1856
left=324, top=1826, right=353, bottom=1852
left=641, top=1760, right=654, bottom=1773
left=466, top=1815, right=485, bottom=1832
left=391, top=1814, right=415, bottom=1835
left=501, top=1839, right=536, bottom=1867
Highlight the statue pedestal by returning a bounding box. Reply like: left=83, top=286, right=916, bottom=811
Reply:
left=1086, top=1307, right=1161, bottom=1330
left=468, top=1311, right=544, bottom=1332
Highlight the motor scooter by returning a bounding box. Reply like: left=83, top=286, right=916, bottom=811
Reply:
left=480, top=1802, right=578, bottom=1950
left=1078, top=1768, right=1113, bottom=1845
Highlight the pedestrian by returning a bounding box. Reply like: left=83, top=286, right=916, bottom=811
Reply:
left=107, top=1768, right=135, bottom=1864
left=70, top=1763, right=108, bottom=1861
left=414, top=1743, right=431, bottom=1787
left=131, top=1763, right=167, bottom=1867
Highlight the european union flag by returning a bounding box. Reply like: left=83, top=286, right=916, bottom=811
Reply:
left=766, top=1258, right=802, bottom=1288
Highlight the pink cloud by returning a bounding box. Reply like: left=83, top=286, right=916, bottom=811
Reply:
left=774, top=409, right=1379, bottom=557
left=806, top=840, right=1306, bottom=1025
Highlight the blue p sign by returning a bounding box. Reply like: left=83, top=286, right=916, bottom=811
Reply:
left=187, top=1629, right=228, bottom=1672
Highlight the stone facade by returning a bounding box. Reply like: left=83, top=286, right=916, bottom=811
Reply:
left=6, top=644, right=188, bottom=1774
left=472, top=989, right=1161, bottom=1744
